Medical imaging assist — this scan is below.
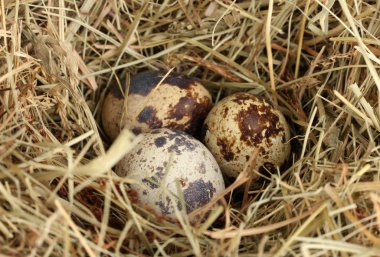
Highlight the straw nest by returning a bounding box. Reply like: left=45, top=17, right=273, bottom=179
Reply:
left=1, top=0, right=380, bottom=256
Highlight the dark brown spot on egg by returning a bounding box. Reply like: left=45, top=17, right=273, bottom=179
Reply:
left=154, top=136, right=167, bottom=147
left=167, top=94, right=212, bottom=135
left=167, top=130, right=198, bottom=154
left=178, top=179, right=216, bottom=214
left=175, top=135, right=197, bottom=150
left=109, top=83, right=126, bottom=99
left=217, top=137, right=235, bottom=161
left=223, top=107, right=229, bottom=118
left=155, top=196, right=172, bottom=215
left=131, top=127, right=142, bottom=135
left=168, top=96, right=197, bottom=121
left=137, top=106, right=163, bottom=128
left=235, top=101, right=283, bottom=147
left=128, top=71, right=160, bottom=96
left=165, top=75, right=196, bottom=89
left=142, top=170, right=164, bottom=189
left=190, top=96, right=213, bottom=134
left=127, top=70, right=197, bottom=97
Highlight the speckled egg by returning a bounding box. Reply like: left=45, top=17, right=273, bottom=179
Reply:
left=101, top=70, right=213, bottom=141
left=115, top=128, right=225, bottom=219
left=201, top=92, right=291, bottom=178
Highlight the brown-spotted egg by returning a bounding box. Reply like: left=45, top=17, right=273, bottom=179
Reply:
left=115, top=128, right=225, bottom=219
left=101, top=70, right=213, bottom=141
left=201, top=92, right=291, bottom=178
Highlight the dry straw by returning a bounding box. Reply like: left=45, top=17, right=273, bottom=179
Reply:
left=1, top=0, right=380, bottom=256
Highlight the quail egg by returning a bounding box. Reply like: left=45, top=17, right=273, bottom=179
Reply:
left=201, top=92, right=291, bottom=178
left=115, top=128, right=225, bottom=219
left=101, top=70, right=213, bottom=141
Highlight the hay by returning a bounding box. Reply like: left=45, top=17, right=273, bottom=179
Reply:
left=1, top=0, right=380, bottom=256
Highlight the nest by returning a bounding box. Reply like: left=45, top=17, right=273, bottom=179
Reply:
left=1, top=0, right=380, bottom=256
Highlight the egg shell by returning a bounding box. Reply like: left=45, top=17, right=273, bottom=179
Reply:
left=101, top=70, right=213, bottom=141
left=201, top=92, right=291, bottom=178
left=115, top=128, right=225, bottom=219
left=102, top=91, right=125, bottom=140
